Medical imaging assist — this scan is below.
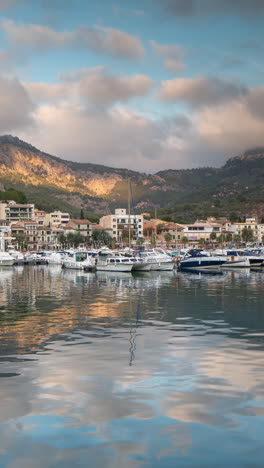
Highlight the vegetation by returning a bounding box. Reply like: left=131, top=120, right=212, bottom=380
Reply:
left=91, top=229, right=112, bottom=247
left=1, top=135, right=264, bottom=222
left=0, top=187, right=27, bottom=204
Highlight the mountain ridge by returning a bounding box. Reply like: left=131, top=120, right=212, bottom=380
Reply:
left=0, top=135, right=263, bottom=222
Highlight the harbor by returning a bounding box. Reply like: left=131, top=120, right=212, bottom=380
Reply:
left=0, top=265, right=263, bottom=467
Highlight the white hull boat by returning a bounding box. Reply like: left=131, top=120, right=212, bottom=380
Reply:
left=0, top=252, right=15, bottom=266
left=63, top=252, right=96, bottom=270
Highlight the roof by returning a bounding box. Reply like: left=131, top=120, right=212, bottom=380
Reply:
left=71, top=219, right=92, bottom=224
left=160, top=222, right=184, bottom=230
left=91, top=224, right=110, bottom=230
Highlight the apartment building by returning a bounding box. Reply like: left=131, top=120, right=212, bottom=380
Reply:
left=45, top=210, right=70, bottom=227
left=230, top=218, right=264, bottom=243
left=159, top=222, right=184, bottom=243
left=0, top=201, right=35, bottom=224
left=100, top=208, right=143, bottom=241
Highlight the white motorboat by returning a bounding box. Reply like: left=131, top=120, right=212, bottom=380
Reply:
left=96, top=253, right=134, bottom=272
left=221, top=250, right=250, bottom=268
left=62, top=251, right=96, bottom=270
left=0, top=251, right=15, bottom=266
left=139, top=249, right=174, bottom=271
left=7, top=247, right=24, bottom=265
left=46, top=252, right=66, bottom=265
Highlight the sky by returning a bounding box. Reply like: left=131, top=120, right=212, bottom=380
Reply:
left=0, top=0, right=264, bottom=172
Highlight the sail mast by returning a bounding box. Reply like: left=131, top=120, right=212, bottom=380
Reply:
left=128, top=178, right=131, bottom=247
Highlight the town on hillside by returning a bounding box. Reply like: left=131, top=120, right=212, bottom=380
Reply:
left=0, top=200, right=263, bottom=250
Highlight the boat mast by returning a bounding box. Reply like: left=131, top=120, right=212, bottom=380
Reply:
left=128, top=178, right=131, bottom=248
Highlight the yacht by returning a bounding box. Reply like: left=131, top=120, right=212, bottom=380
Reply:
left=178, top=249, right=225, bottom=271
left=138, top=249, right=174, bottom=271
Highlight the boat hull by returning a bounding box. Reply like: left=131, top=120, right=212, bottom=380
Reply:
left=96, top=263, right=133, bottom=272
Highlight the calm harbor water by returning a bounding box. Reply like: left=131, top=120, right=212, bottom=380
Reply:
left=0, top=266, right=264, bottom=467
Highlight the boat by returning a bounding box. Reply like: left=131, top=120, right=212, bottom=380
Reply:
left=96, top=253, right=134, bottom=272
left=0, top=251, right=15, bottom=266
left=220, top=250, right=250, bottom=268
left=7, top=246, right=24, bottom=265
left=138, top=249, right=174, bottom=271
left=178, top=249, right=226, bottom=271
left=62, top=251, right=96, bottom=270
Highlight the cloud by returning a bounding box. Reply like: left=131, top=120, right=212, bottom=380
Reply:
left=150, top=40, right=185, bottom=71
left=2, top=20, right=144, bottom=60
left=195, top=92, right=264, bottom=155
left=158, top=76, right=248, bottom=108
left=154, top=0, right=264, bottom=18
left=76, top=70, right=153, bottom=106
left=25, top=68, right=153, bottom=106
left=0, top=75, right=35, bottom=132
left=246, top=87, right=264, bottom=120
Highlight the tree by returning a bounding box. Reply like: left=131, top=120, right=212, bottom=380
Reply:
left=217, top=234, right=225, bottom=245
left=137, top=237, right=144, bottom=245
left=164, top=233, right=172, bottom=245
left=80, top=209, right=84, bottom=220
left=58, top=233, right=67, bottom=248
left=225, top=233, right=232, bottom=243
left=92, top=229, right=112, bottom=247
left=66, top=232, right=75, bottom=247
left=210, top=231, right=217, bottom=241
left=181, top=236, right=188, bottom=246
left=150, top=232, right=156, bottom=246
left=14, top=233, right=26, bottom=251
left=72, top=233, right=85, bottom=247
left=234, top=234, right=241, bottom=245
left=241, top=227, right=255, bottom=243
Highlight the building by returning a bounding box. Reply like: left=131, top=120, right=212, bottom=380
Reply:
left=11, top=221, right=62, bottom=250
left=230, top=217, right=264, bottom=243
left=183, top=221, right=223, bottom=243
left=45, top=210, right=70, bottom=227
left=0, top=201, right=35, bottom=224
left=34, top=209, right=47, bottom=226
left=159, top=222, right=184, bottom=244
left=100, top=208, right=143, bottom=241
left=64, top=219, right=92, bottom=238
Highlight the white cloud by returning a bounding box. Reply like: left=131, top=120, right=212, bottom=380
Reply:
left=0, top=75, right=35, bottom=132
left=158, top=76, right=248, bottom=107
left=150, top=40, right=185, bottom=72
left=2, top=20, right=144, bottom=60
left=25, top=68, right=153, bottom=106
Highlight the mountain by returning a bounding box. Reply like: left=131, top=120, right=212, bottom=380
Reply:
left=0, top=135, right=263, bottom=222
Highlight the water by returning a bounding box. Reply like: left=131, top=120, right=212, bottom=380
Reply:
left=0, top=266, right=264, bottom=467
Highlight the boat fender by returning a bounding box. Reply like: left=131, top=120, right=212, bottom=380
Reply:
left=231, top=255, right=234, bottom=261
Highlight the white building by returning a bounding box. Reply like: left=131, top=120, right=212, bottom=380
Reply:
left=230, top=218, right=264, bottom=243
left=100, top=208, right=143, bottom=241
left=45, top=210, right=70, bottom=227
left=183, top=221, right=222, bottom=242
left=0, top=201, right=35, bottom=224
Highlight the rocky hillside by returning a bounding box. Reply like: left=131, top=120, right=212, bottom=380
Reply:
left=0, top=135, right=263, bottom=221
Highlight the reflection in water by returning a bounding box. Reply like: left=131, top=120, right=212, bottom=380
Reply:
left=0, top=266, right=263, bottom=467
